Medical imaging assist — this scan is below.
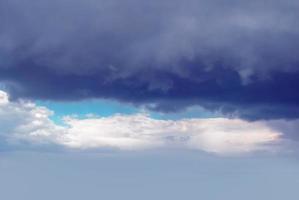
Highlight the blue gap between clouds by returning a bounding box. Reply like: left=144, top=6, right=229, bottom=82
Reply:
left=36, top=99, right=218, bottom=125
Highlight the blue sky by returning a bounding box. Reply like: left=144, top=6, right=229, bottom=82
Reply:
left=36, top=99, right=218, bottom=124
left=0, top=0, right=299, bottom=199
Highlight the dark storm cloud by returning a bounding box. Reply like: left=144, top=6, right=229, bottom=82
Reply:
left=0, top=0, right=299, bottom=119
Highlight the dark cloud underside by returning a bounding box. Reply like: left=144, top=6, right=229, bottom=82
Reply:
left=0, top=0, right=299, bottom=119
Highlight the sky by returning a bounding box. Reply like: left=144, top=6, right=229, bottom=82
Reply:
left=0, top=0, right=299, bottom=199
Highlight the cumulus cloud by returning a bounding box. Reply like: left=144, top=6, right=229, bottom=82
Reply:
left=0, top=0, right=298, bottom=119
left=0, top=91, right=64, bottom=144
left=0, top=90, right=286, bottom=155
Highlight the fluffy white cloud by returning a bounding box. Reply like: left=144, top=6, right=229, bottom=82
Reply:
left=0, top=90, right=284, bottom=154
left=0, top=90, right=9, bottom=104
left=0, top=92, right=64, bottom=144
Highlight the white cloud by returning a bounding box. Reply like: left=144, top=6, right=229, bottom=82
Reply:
left=0, top=90, right=284, bottom=155
left=0, top=90, right=9, bottom=104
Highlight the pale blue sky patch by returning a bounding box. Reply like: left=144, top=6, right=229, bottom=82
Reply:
left=36, top=99, right=139, bottom=124
left=36, top=100, right=219, bottom=125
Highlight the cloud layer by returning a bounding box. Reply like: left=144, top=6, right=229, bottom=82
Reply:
left=0, top=90, right=289, bottom=155
left=0, top=0, right=298, bottom=119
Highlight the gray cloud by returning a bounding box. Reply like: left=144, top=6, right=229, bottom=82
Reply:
left=0, top=0, right=299, bottom=119
left=2, top=0, right=299, bottom=74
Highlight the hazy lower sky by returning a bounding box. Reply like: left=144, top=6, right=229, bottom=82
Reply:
left=1, top=150, right=299, bottom=200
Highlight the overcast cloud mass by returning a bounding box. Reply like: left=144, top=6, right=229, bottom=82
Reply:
left=0, top=0, right=298, bottom=119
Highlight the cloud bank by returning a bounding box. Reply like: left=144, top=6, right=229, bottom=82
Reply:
left=0, top=90, right=290, bottom=155
left=0, top=0, right=298, bottom=119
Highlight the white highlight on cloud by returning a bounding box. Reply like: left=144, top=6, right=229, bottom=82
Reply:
left=0, top=90, right=284, bottom=154
left=0, top=90, right=9, bottom=104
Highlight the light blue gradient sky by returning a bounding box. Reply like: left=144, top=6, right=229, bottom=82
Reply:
left=1, top=150, right=299, bottom=200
